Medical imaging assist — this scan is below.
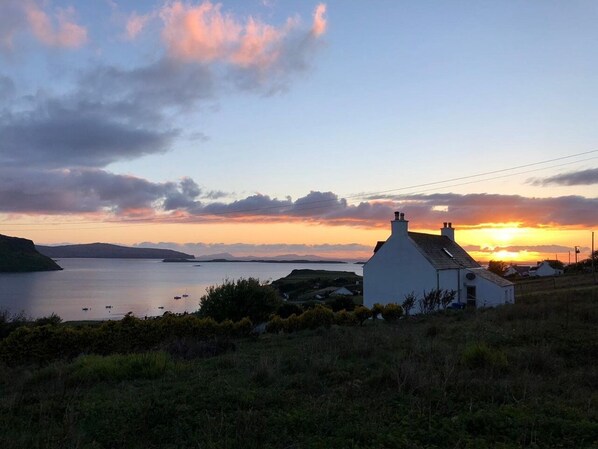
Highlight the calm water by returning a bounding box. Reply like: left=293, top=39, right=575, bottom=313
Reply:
left=0, top=259, right=362, bottom=321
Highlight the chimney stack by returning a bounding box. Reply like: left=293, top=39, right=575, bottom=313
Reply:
left=391, top=211, right=409, bottom=237
left=440, top=221, right=455, bottom=241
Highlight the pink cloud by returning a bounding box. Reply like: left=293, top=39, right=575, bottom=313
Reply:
left=126, top=12, right=154, bottom=39
left=24, top=3, right=87, bottom=48
left=158, top=1, right=326, bottom=68
left=312, top=3, right=327, bottom=37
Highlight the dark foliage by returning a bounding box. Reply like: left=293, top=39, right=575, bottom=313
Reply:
left=326, top=296, right=355, bottom=312
left=196, top=278, right=282, bottom=323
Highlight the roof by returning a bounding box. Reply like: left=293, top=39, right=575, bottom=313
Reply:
left=468, top=267, right=514, bottom=287
left=407, top=232, right=480, bottom=270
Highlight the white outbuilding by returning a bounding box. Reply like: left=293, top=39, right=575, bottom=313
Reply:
left=363, top=212, right=514, bottom=310
left=529, top=260, right=564, bottom=277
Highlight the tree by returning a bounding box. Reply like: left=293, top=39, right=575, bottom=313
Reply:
left=197, top=278, right=282, bottom=323
left=402, top=292, right=417, bottom=316
left=488, top=260, right=508, bottom=277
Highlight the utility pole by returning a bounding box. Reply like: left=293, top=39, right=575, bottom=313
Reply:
left=593, top=232, right=596, bottom=284
left=574, top=246, right=580, bottom=264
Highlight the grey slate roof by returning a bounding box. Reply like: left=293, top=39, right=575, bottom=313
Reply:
left=468, top=267, right=514, bottom=287
left=408, top=232, right=480, bottom=270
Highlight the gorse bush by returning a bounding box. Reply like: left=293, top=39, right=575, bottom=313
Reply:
left=353, top=306, right=372, bottom=325
left=0, top=313, right=253, bottom=365
left=371, top=303, right=384, bottom=320
left=197, top=278, right=282, bottom=323
left=381, top=303, right=403, bottom=322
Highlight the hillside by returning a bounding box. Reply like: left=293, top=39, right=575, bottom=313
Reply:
left=0, top=234, right=62, bottom=272
left=0, top=286, right=596, bottom=448
left=36, top=243, right=194, bottom=259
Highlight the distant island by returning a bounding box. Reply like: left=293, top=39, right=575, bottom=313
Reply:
left=36, top=243, right=194, bottom=260
left=0, top=234, right=63, bottom=272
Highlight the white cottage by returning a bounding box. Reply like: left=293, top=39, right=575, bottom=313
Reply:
left=529, top=260, right=564, bottom=277
left=363, top=212, right=514, bottom=310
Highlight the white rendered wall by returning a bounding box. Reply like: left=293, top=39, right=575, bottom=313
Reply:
left=363, top=233, right=437, bottom=308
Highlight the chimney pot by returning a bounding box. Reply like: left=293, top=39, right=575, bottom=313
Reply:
left=394, top=211, right=400, bottom=220
left=443, top=222, right=447, bottom=228
left=400, top=212, right=405, bottom=221
left=448, top=222, right=452, bottom=228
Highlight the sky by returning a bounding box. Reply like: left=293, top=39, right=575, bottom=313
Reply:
left=1, top=0, right=597, bottom=263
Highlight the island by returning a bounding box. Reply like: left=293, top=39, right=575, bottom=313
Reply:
left=0, top=234, right=63, bottom=272
left=36, top=243, right=194, bottom=260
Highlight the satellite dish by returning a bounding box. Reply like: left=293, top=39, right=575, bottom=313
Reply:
left=466, top=272, right=476, bottom=280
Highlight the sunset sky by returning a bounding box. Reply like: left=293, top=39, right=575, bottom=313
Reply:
left=1, top=0, right=597, bottom=263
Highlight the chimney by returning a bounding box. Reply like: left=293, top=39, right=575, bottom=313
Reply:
left=391, top=211, right=409, bottom=237
left=440, top=221, right=455, bottom=241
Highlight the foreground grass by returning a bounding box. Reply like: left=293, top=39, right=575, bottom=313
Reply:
left=1, top=288, right=597, bottom=448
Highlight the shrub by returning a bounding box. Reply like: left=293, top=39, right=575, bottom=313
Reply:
left=197, top=278, right=282, bottom=323
left=381, top=303, right=403, bottom=322
left=371, top=303, right=384, bottom=320
left=402, top=293, right=417, bottom=316
left=334, top=310, right=358, bottom=326
left=266, top=315, right=284, bottom=333
left=353, top=306, right=372, bottom=325
left=300, top=305, right=334, bottom=330
left=277, top=302, right=303, bottom=318
left=326, top=296, right=355, bottom=312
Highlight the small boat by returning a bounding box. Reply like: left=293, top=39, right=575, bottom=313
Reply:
left=174, top=296, right=182, bottom=300
left=158, top=306, right=165, bottom=309
left=105, top=305, right=113, bottom=309
left=82, top=307, right=89, bottom=311
left=182, top=294, right=189, bottom=298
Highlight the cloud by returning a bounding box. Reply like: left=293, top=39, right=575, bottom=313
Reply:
left=151, top=1, right=327, bottom=93
left=125, top=11, right=154, bottom=39
left=364, top=192, right=598, bottom=229
left=529, top=168, right=598, bottom=186
left=0, top=1, right=87, bottom=51
left=0, top=97, right=178, bottom=168
left=1, top=170, right=597, bottom=231
left=462, top=244, right=582, bottom=254
left=24, top=3, right=87, bottom=48
left=311, top=4, right=327, bottom=37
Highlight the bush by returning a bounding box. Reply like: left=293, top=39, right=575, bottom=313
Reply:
left=326, top=296, right=355, bottom=312
left=300, top=305, right=334, bottom=330
left=354, top=306, right=372, bottom=325
left=371, top=303, right=384, bottom=320
left=197, top=278, right=282, bottom=323
left=402, top=293, right=417, bottom=316
left=334, top=310, right=358, bottom=326
left=381, top=303, right=403, bottom=322
left=277, top=302, right=303, bottom=318
left=70, top=352, right=172, bottom=382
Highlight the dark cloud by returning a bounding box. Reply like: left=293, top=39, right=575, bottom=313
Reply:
left=0, top=100, right=177, bottom=168
left=0, top=168, right=197, bottom=214
left=363, top=192, right=598, bottom=228
left=0, top=75, right=15, bottom=100
left=529, top=168, right=598, bottom=186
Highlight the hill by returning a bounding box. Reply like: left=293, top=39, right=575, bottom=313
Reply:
left=36, top=243, right=194, bottom=259
left=0, top=234, right=62, bottom=272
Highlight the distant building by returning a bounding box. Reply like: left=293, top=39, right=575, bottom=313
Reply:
left=330, top=287, right=354, bottom=296
left=529, top=260, right=564, bottom=277
left=504, top=264, right=531, bottom=277
left=363, top=212, right=514, bottom=310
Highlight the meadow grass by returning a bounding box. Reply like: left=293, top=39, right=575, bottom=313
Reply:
left=0, top=286, right=597, bottom=448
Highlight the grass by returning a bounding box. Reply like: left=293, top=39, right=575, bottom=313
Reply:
left=0, top=286, right=597, bottom=448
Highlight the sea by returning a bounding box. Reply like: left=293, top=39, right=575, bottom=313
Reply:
left=0, top=259, right=363, bottom=321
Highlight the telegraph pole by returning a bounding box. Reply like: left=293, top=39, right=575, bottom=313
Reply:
left=593, top=232, right=596, bottom=284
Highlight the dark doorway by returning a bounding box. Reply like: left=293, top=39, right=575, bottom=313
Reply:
left=466, top=286, right=476, bottom=307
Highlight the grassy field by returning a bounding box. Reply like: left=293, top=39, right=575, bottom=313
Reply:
left=1, top=286, right=597, bottom=448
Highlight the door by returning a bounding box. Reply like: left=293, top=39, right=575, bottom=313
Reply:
left=466, top=286, right=476, bottom=307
